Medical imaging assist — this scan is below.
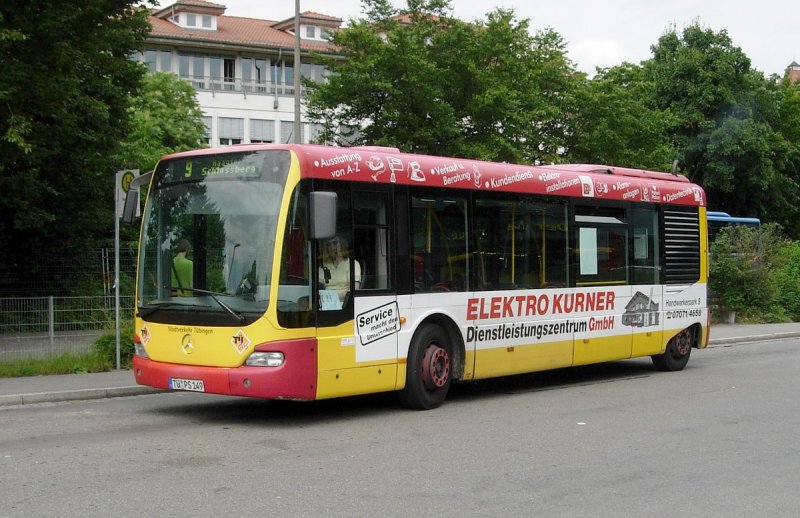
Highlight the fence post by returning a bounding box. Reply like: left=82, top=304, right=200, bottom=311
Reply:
left=48, top=295, right=55, bottom=357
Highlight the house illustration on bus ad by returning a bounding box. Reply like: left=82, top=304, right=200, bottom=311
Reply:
left=623, top=291, right=660, bottom=328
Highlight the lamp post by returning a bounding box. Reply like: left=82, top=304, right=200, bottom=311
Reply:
left=293, top=0, right=301, bottom=144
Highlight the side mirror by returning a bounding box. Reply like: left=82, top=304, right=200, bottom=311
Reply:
left=122, top=171, right=153, bottom=224
left=309, top=191, right=337, bottom=240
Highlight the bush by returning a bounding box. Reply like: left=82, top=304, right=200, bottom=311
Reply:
left=93, top=320, right=135, bottom=369
left=709, top=224, right=788, bottom=322
left=772, top=240, right=800, bottom=321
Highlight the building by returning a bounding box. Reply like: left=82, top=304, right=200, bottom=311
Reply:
left=139, top=0, right=343, bottom=147
left=788, top=61, right=800, bottom=84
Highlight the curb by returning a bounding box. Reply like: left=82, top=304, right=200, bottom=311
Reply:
left=708, top=331, right=800, bottom=346
left=0, top=386, right=163, bottom=407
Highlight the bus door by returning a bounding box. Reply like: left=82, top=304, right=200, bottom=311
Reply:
left=312, top=185, right=399, bottom=398
left=572, top=204, right=633, bottom=365
left=352, top=189, right=399, bottom=367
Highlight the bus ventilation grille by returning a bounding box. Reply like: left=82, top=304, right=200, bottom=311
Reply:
left=663, top=207, right=701, bottom=285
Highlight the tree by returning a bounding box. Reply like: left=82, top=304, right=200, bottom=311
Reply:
left=646, top=24, right=800, bottom=233
left=567, top=63, right=676, bottom=170
left=0, top=1, right=152, bottom=267
left=115, top=72, right=208, bottom=173
left=306, top=0, right=579, bottom=164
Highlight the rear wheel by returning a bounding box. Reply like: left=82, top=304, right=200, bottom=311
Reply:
left=652, top=327, right=693, bottom=371
left=399, top=325, right=452, bottom=410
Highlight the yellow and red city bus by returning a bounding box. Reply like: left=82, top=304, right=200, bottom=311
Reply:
left=127, top=144, right=709, bottom=409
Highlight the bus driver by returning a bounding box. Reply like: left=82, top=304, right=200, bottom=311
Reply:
left=319, top=235, right=361, bottom=305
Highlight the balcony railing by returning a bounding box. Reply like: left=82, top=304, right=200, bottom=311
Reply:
left=179, top=75, right=309, bottom=98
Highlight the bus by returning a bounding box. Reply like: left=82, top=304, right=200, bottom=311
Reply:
left=124, top=144, right=709, bottom=409
left=707, top=211, right=761, bottom=242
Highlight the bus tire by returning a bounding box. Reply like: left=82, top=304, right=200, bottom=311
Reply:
left=651, top=327, right=693, bottom=371
left=399, top=324, right=452, bottom=410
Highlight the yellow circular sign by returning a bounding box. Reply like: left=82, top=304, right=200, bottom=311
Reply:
left=121, top=170, right=135, bottom=193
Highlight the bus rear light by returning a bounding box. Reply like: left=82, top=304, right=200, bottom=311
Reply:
left=245, top=351, right=285, bottom=367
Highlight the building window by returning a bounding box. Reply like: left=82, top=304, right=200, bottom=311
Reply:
left=202, top=15, right=212, bottom=28
left=250, top=119, right=275, bottom=143
left=280, top=121, right=304, bottom=144
left=202, top=116, right=212, bottom=145
left=159, top=51, right=172, bottom=72
left=273, top=60, right=294, bottom=92
left=179, top=54, right=190, bottom=79
left=209, top=56, right=234, bottom=90
left=224, top=58, right=235, bottom=90
left=219, top=117, right=244, bottom=146
left=242, top=58, right=269, bottom=93
left=186, top=14, right=197, bottom=27
left=305, top=25, right=316, bottom=38
left=192, top=55, right=205, bottom=88
left=144, top=50, right=157, bottom=72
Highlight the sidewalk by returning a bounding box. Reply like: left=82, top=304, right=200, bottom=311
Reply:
left=2, top=323, right=800, bottom=407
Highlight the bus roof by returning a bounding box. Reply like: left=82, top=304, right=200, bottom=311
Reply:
left=707, top=212, right=761, bottom=224
left=161, top=144, right=707, bottom=207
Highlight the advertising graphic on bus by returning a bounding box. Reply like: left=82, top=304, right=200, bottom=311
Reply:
left=126, top=144, right=709, bottom=409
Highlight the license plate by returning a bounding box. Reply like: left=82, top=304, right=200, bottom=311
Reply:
left=168, top=377, right=205, bottom=392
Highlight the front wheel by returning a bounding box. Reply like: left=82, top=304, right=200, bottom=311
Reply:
left=652, top=327, right=693, bottom=371
left=399, top=325, right=452, bottom=410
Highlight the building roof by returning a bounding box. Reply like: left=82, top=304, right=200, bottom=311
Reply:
left=272, top=12, right=344, bottom=31
left=152, top=0, right=226, bottom=18
left=148, top=11, right=340, bottom=52
left=148, top=1, right=342, bottom=52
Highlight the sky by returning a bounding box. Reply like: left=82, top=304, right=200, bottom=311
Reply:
left=158, top=0, right=797, bottom=77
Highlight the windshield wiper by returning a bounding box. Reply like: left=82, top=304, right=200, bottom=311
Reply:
left=183, top=288, right=246, bottom=323
left=137, top=300, right=211, bottom=318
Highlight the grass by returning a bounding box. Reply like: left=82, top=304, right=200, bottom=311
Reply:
left=0, top=352, right=115, bottom=378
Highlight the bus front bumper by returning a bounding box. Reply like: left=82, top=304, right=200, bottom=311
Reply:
left=133, top=338, right=318, bottom=401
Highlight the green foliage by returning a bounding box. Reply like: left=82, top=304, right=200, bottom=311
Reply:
left=771, top=241, right=800, bottom=321
left=0, top=352, right=113, bottom=378
left=306, top=1, right=579, bottom=163
left=709, top=224, right=789, bottom=321
left=0, top=0, right=153, bottom=268
left=647, top=24, right=800, bottom=237
left=115, top=71, right=208, bottom=173
left=93, top=320, right=135, bottom=369
left=567, top=63, right=677, bottom=170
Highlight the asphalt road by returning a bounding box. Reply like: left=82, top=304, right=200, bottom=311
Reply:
left=1, top=338, right=799, bottom=517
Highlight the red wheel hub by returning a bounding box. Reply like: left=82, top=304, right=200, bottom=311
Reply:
left=421, top=344, right=450, bottom=390
left=673, top=329, right=692, bottom=356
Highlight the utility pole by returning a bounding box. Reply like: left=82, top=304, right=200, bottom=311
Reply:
left=293, top=0, right=302, bottom=144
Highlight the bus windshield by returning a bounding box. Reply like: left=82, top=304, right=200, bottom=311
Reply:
left=137, top=150, right=290, bottom=324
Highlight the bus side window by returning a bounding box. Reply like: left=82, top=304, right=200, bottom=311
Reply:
left=353, top=190, right=392, bottom=292
left=411, top=194, right=468, bottom=293
left=573, top=206, right=628, bottom=286
left=631, top=206, right=660, bottom=285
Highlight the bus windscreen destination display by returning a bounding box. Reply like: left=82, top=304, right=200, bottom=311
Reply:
left=156, top=150, right=290, bottom=185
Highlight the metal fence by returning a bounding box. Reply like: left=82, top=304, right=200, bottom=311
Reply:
left=0, top=295, right=135, bottom=361
left=0, top=246, right=138, bottom=361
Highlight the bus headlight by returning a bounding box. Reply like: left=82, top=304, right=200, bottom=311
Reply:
left=134, top=342, right=149, bottom=359
left=245, top=351, right=285, bottom=367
